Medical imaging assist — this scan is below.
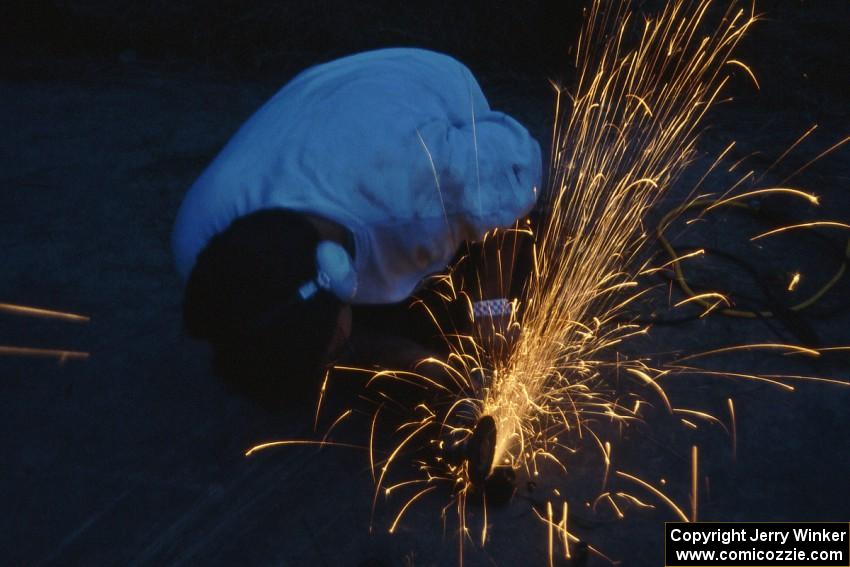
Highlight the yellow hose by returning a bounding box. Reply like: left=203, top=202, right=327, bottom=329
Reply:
left=656, top=199, right=850, bottom=318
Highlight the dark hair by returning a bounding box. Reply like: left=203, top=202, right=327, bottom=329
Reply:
left=183, top=208, right=343, bottom=407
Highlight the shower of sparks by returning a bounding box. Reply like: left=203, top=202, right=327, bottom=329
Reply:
left=247, top=0, right=850, bottom=563
left=478, top=0, right=772, bottom=475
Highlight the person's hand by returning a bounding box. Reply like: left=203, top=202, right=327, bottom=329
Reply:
left=465, top=222, right=534, bottom=365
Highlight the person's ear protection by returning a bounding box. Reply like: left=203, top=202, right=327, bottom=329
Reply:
left=298, top=241, right=358, bottom=302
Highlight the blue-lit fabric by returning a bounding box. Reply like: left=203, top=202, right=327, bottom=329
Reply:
left=172, top=48, right=542, bottom=304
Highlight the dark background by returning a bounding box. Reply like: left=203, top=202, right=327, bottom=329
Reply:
left=2, top=1, right=849, bottom=566
left=4, top=1, right=582, bottom=78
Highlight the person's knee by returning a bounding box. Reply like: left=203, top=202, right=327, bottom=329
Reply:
left=182, top=209, right=344, bottom=407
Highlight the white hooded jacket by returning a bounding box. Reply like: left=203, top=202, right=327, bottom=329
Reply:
left=172, top=48, right=542, bottom=304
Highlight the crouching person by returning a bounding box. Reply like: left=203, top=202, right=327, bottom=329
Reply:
left=173, top=48, right=542, bottom=407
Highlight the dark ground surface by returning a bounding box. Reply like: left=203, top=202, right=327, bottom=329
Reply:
left=2, top=1, right=849, bottom=566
